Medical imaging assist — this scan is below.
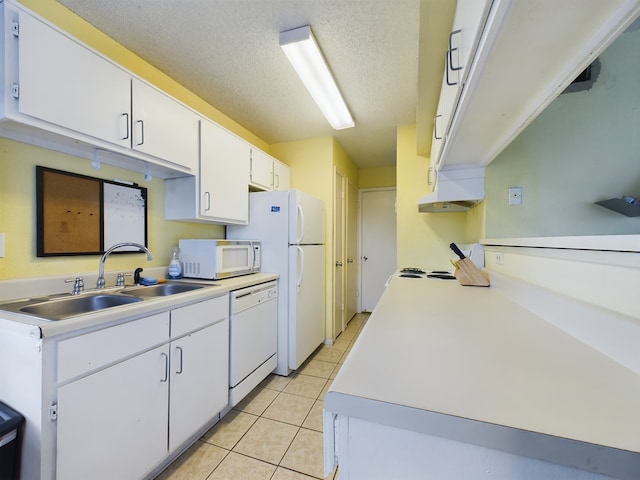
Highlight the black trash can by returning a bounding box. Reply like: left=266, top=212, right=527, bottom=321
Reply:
left=0, top=401, right=24, bottom=480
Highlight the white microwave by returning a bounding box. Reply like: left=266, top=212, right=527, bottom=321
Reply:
left=178, top=239, right=261, bottom=280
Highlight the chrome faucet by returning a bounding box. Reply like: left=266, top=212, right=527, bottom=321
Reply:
left=97, top=242, right=152, bottom=289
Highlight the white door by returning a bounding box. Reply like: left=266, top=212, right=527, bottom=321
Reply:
left=333, top=170, right=345, bottom=339
left=361, top=189, right=397, bottom=312
left=345, top=181, right=359, bottom=323
left=289, top=244, right=325, bottom=369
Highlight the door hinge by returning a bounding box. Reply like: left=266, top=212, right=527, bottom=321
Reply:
left=11, top=21, right=19, bottom=37
left=49, top=402, right=58, bottom=421
left=11, top=83, right=19, bottom=99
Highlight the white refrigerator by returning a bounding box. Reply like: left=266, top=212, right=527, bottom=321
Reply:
left=227, top=189, right=325, bottom=376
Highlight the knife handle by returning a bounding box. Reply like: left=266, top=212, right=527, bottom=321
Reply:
left=449, top=243, right=466, bottom=259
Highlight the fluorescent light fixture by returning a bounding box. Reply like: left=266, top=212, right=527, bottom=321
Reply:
left=280, top=25, right=354, bottom=130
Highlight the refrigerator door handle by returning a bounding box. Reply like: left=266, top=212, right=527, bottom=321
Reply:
left=296, top=203, right=305, bottom=244
left=296, top=245, right=304, bottom=291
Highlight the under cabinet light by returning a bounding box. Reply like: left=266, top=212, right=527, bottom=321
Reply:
left=280, top=25, right=354, bottom=130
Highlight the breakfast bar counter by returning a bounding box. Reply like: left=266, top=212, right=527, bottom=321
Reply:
left=323, top=273, right=640, bottom=480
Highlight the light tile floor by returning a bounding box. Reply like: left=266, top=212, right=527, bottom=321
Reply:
left=156, top=313, right=370, bottom=480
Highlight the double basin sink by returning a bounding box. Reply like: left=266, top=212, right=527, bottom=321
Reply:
left=0, top=282, right=212, bottom=321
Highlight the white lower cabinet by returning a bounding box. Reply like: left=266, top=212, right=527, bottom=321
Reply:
left=54, top=296, right=230, bottom=480
left=56, top=344, right=170, bottom=480
left=169, top=299, right=229, bottom=452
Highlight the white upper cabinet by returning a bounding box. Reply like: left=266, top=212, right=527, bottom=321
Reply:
left=250, top=148, right=290, bottom=191
left=250, top=148, right=275, bottom=190
left=199, top=120, right=250, bottom=223
left=436, top=0, right=640, bottom=170
left=1, top=1, right=198, bottom=176
left=165, top=119, right=250, bottom=225
left=430, top=0, right=491, bottom=172
left=14, top=10, right=131, bottom=149
left=131, top=78, right=199, bottom=172
left=273, top=158, right=290, bottom=191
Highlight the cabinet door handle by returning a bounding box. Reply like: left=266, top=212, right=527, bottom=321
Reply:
left=448, top=28, right=462, bottom=71
left=428, top=167, right=438, bottom=186
left=434, top=114, right=443, bottom=140
left=445, top=51, right=456, bottom=86
left=204, top=192, right=211, bottom=212
left=121, top=113, right=129, bottom=140
left=175, top=346, right=183, bottom=374
left=274, top=174, right=280, bottom=189
left=135, top=120, right=144, bottom=145
left=160, top=352, right=168, bottom=382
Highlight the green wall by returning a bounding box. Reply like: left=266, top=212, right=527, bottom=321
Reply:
left=484, top=27, right=640, bottom=238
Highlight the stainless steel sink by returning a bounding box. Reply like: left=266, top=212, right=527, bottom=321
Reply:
left=120, top=283, right=207, bottom=297
left=0, top=281, right=213, bottom=321
left=18, top=294, right=143, bottom=320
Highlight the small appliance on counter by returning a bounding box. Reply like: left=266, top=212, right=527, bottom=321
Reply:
left=178, top=239, right=261, bottom=280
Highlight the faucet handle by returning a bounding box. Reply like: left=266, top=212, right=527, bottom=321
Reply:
left=65, top=277, right=84, bottom=295
left=116, top=273, right=133, bottom=287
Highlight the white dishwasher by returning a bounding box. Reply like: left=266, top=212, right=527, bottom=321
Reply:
left=229, top=280, right=278, bottom=406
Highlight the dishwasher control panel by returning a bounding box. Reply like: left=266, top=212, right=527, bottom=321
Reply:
left=231, top=281, right=278, bottom=315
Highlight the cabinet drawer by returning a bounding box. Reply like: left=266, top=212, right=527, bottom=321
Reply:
left=57, top=312, right=170, bottom=383
left=170, top=295, right=228, bottom=339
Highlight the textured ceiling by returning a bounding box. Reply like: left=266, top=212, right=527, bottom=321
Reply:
left=56, top=0, right=430, bottom=168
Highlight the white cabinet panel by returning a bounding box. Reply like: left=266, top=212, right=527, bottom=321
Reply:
left=169, top=318, right=229, bottom=452
left=273, top=158, right=290, bottom=191
left=165, top=119, right=250, bottom=224
left=250, top=148, right=275, bottom=190
left=56, top=344, right=169, bottom=480
left=250, top=148, right=290, bottom=191
left=132, top=78, right=199, bottom=172
left=16, top=11, right=131, bottom=148
left=199, top=120, right=250, bottom=223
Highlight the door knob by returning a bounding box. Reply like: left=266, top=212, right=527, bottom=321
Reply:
left=363, top=256, right=368, bottom=261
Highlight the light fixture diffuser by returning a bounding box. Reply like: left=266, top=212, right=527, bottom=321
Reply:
left=280, top=25, right=354, bottom=130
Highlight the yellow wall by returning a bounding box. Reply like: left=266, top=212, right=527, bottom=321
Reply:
left=271, top=137, right=359, bottom=341
left=0, top=139, right=223, bottom=280
left=359, top=166, right=396, bottom=188
left=271, top=137, right=333, bottom=340
left=396, top=124, right=468, bottom=270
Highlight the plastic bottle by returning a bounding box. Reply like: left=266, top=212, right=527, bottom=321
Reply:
left=168, top=246, right=183, bottom=279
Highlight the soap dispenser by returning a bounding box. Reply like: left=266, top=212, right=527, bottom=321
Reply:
left=168, top=246, right=183, bottom=279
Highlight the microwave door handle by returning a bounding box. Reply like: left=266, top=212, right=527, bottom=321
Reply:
left=251, top=243, right=256, bottom=270
left=296, top=246, right=304, bottom=292
left=296, top=203, right=304, bottom=244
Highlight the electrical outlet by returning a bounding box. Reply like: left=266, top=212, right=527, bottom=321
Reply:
left=495, top=252, right=504, bottom=265
left=508, top=187, right=522, bottom=205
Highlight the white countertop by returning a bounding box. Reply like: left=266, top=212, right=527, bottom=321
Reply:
left=325, top=275, right=640, bottom=477
left=0, top=272, right=278, bottom=338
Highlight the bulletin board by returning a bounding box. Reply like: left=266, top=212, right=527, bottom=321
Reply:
left=36, top=167, right=148, bottom=256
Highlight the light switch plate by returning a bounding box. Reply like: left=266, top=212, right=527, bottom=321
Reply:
left=0, top=233, right=4, bottom=258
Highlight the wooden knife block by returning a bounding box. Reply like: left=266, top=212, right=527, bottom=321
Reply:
left=454, top=258, right=490, bottom=287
